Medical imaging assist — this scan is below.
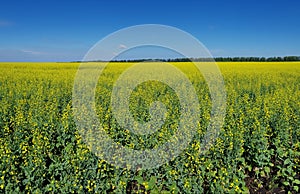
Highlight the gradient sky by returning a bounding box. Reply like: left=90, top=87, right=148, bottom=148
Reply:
left=0, top=0, right=300, bottom=61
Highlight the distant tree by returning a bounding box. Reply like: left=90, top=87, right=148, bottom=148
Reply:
left=260, top=57, right=266, bottom=62
left=284, top=56, right=300, bottom=61
left=108, top=56, right=300, bottom=63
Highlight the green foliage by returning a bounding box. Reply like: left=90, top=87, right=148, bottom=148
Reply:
left=0, top=62, right=299, bottom=193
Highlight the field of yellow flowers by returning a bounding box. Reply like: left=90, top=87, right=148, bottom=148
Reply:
left=0, top=62, right=299, bottom=193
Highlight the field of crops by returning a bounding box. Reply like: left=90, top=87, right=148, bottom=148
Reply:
left=0, top=62, right=299, bottom=193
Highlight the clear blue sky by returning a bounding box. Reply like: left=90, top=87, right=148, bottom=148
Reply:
left=1, top=0, right=300, bottom=61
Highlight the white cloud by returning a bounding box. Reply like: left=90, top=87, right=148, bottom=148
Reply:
left=21, top=50, right=44, bottom=55
left=0, top=49, right=44, bottom=61
left=118, top=44, right=127, bottom=49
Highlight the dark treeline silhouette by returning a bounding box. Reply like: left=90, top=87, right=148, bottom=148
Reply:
left=108, top=56, right=300, bottom=62
left=77, top=56, right=300, bottom=63
left=214, top=56, right=300, bottom=62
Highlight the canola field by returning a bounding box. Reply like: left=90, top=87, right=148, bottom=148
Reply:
left=0, top=62, right=299, bottom=193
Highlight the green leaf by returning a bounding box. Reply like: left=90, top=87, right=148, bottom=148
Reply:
left=260, top=171, right=266, bottom=177
left=283, top=181, right=289, bottom=186
left=135, top=176, right=144, bottom=184
left=148, top=176, right=157, bottom=189
left=293, top=179, right=300, bottom=185
left=264, top=166, right=270, bottom=174
left=284, top=159, right=291, bottom=165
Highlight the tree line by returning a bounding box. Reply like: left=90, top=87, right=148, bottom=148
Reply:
left=77, top=56, right=300, bottom=63
left=214, top=56, right=300, bottom=62
left=108, top=56, right=300, bottom=62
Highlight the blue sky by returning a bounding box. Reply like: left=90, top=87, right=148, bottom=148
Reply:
left=0, top=0, right=300, bottom=61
